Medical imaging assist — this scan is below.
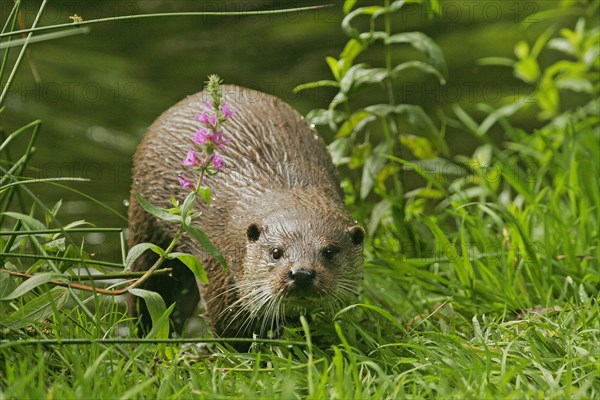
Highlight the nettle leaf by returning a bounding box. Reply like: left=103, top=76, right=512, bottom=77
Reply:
left=167, top=252, right=208, bottom=284
left=361, top=141, right=391, bottom=199
left=184, top=224, right=228, bottom=271
left=367, top=198, right=391, bottom=236
left=336, top=110, right=376, bottom=138
left=3, top=287, right=69, bottom=330
left=364, top=104, right=449, bottom=155
left=1, top=272, right=67, bottom=301
left=556, top=77, right=594, bottom=93
left=328, top=137, right=353, bottom=166
left=392, top=60, right=446, bottom=85
left=548, top=37, right=576, bottom=56
left=328, top=92, right=349, bottom=131
left=128, top=288, right=170, bottom=339
left=305, top=108, right=345, bottom=126
left=134, top=192, right=181, bottom=223
left=339, top=39, right=365, bottom=76
left=340, top=64, right=389, bottom=95
left=399, top=135, right=438, bottom=159
left=386, top=31, right=448, bottom=79
left=341, top=6, right=382, bottom=38
left=124, top=243, right=166, bottom=271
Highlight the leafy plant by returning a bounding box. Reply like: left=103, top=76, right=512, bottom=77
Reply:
left=296, top=0, right=448, bottom=245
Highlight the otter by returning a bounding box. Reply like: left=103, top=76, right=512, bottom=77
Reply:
left=127, top=85, right=364, bottom=338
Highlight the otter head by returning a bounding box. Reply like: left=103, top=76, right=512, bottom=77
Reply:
left=232, top=203, right=365, bottom=336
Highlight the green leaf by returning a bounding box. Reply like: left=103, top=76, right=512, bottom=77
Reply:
left=452, top=104, right=480, bottom=135
left=383, top=155, right=447, bottom=192
left=293, top=80, right=339, bottom=93
left=181, top=191, right=198, bottom=216
left=515, top=41, right=530, bottom=59
left=336, top=110, right=375, bottom=138
left=82, top=350, right=110, bottom=389
left=196, top=187, right=211, bottom=207
left=364, top=104, right=449, bottom=155
left=339, top=39, right=365, bottom=76
left=124, top=243, right=166, bottom=271
left=423, top=216, right=473, bottom=286
left=343, top=0, right=357, bottom=15
left=386, top=32, right=448, bottom=79
left=1, top=272, right=67, bottom=300
left=477, top=98, right=529, bottom=137
left=366, top=198, right=391, bottom=236
left=167, top=252, right=208, bottom=284
left=3, top=287, right=69, bottom=329
left=184, top=224, right=228, bottom=271
left=328, top=92, right=349, bottom=131
left=128, top=288, right=170, bottom=339
left=530, top=26, right=555, bottom=59
left=45, top=200, right=63, bottom=227
left=43, top=238, right=66, bottom=253
left=477, top=57, right=516, bottom=67
left=326, top=56, right=341, bottom=81
left=134, top=192, right=181, bottom=223
left=305, top=108, right=346, bottom=127
left=514, top=57, right=540, bottom=83
left=547, top=37, right=576, bottom=56
left=399, top=135, right=438, bottom=159
left=340, top=64, right=389, bottom=95
left=328, top=137, right=352, bottom=166
left=392, top=60, right=446, bottom=85
left=0, top=265, right=17, bottom=300
left=361, top=141, right=390, bottom=199
left=556, top=77, right=593, bottom=93
left=341, top=6, right=382, bottom=38
left=2, top=212, right=47, bottom=231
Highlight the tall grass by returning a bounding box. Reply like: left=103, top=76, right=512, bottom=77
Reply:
left=1, top=1, right=599, bottom=398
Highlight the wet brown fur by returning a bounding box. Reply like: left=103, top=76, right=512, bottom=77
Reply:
left=128, top=86, right=364, bottom=337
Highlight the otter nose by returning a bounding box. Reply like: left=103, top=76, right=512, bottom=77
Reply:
left=288, top=268, right=316, bottom=288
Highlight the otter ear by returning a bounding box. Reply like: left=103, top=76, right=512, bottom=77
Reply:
left=348, top=225, right=365, bottom=246
left=247, top=223, right=261, bottom=242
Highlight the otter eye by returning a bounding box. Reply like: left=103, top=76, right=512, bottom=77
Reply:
left=271, top=248, right=283, bottom=260
left=322, top=245, right=338, bottom=260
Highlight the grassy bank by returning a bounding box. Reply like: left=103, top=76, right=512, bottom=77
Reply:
left=1, top=1, right=598, bottom=398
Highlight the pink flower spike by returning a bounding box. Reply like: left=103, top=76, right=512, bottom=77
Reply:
left=208, top=113, right=217, bottom=126
left=209, top=130, right=230, bottom=150
left=178, top=175, right=193, bottom=188
left=221, top=103, right=234, bottom=119
left=193, top=127, right=210, bottom=144
left=209, top=154, right=225, bottom=170
left=183, top=150, right=199, bottom=166
left=204, top=101, right=213, bottom=110
left=196, top=111, right=210, bottom=125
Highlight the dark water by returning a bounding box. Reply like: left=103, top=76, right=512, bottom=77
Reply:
left=2, top=0, right=572, bottom=261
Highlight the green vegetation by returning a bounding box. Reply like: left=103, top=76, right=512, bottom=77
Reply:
left=1, top=0, right=598, bottom=398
